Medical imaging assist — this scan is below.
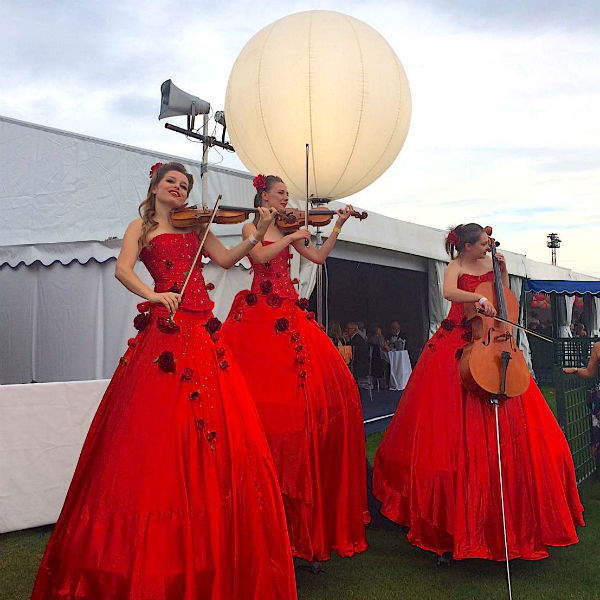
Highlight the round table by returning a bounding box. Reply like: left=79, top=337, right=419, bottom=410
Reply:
left=388, top=350, right=412, bottom=391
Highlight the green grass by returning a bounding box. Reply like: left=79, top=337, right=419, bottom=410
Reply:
left=2, top=385, right=598, bottom=600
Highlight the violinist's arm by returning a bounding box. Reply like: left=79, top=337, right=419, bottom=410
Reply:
left=245, top=223, right=310, bottom=264
left=203, top=208, right=279, bottom=268
left=563, top=342, right=600, bottom=378
left=115, top=219, right=181, bottom=313
left=291, top=206, right=351, bottom=264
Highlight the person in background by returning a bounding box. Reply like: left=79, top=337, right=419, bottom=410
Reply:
left=575, top=323, right=588, bottom=337
left=387, top=320, right=405, bottom=350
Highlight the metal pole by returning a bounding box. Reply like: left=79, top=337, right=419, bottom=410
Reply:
left=201, top=114, right=209, bottom=209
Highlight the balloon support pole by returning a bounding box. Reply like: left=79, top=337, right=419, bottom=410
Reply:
left=314, top=227, right=325, bottom=327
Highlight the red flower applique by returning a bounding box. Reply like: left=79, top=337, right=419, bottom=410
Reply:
left=291, top=278, right=300, bottom=285
left=156, top=350, right=176, bottom=373
left=306, top=312, right=315, bottom=321
left=299, top=370, right=307, bottom=378
left=440, top=319, right=455, bottom=331
left=296, top=298, right=310, bottom=310
left=157, top=316, right=180, bottom=333
left=267, top=293, right=283, bottom=308
left=181, top=367, right=194, bottom=381
left=195, top=418, right=205, bottom=429
left=168, top=283, right=181, bottom=293
left=219, top=360, right=229, bottom=370
left=190, top=390, right=200, bottom=401
left=246, top=292, right=258, bottom=306
left=295, top=345, right=303, bottom=353
left=260, top=280, right=273, bottom=294
left=215, top=347, right=226, bottom=358
left=133, top=313, right=150, bottom=331
left=206, top=282, right=215, bottom=291
left=127, top=338, right=137, bottom=348
left=204, top=317, right=222, bottom=335
left=290, top=332, right=300, bottom=342
left=233, top=310, right=243, bottom=322
left=137, top=301, right=150, bottom=313
left=275, top=317, right=289, bottom=333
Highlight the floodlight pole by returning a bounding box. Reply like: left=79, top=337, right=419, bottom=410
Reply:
left=201, top=114, right=209, bottom=209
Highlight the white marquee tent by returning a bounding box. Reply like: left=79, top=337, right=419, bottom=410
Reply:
left=1, top=114, right=598, bottom=533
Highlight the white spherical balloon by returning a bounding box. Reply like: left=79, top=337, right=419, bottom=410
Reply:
left=225, top=10, right=412, bottom=202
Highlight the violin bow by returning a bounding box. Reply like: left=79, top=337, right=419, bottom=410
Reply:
left=167, top=194, right=223, bottom=324
left=475, top=308, right=554, bottom=343
left=304, top=143, right=310, bottom=246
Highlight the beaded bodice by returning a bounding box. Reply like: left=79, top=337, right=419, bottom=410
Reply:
left=140, top=232, right=213, bottom=312
left=446, top=271, right=494, bottom=322
left=250, top=241, right=298, bottom=300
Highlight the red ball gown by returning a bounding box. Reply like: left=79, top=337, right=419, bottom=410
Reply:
left=221, top=242, right=370, bottom=562
left=373, top=271, right=584, bottom=561
left=31, top=232, right=297, bottom=600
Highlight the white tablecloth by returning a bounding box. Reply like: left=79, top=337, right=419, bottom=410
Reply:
left=388, top=350, right=412, bottom=391
left=0, top=379, right=108, bottom=532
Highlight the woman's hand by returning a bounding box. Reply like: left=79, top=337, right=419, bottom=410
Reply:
left=496, top=252, right=507, bottom=273
left=255, top=206, right=278, bottom=238
left=335, top=204, right=354, bottom=227
left=480, top=299, right=497, bottom=317
left=563, top=367, right=578, bottom=375
left=149, top=291, right=182, bottom=313
left=289, top=229, right=311, bottom=243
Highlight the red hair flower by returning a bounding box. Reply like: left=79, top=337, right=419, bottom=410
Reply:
left=447, top=230, right=460, bottom=246
left=149, top=162, right=163, bottom=178
left=253, top=174, right=267, bottom=191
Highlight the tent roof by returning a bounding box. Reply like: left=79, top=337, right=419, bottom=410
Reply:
left=525, top=280, right=600, bottom=296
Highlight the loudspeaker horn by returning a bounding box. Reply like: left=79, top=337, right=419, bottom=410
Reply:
left=159, top=80, right=210, bottom=120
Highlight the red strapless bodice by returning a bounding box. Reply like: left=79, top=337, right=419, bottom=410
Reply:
left=249, top=241, right=298, bottom=300
left=139, top=232, right=214, bottom=312
left=446, top=271, right=494, bottom=323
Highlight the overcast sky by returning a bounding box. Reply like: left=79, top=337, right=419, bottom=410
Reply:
left=2, top=0, right=599, bottom=275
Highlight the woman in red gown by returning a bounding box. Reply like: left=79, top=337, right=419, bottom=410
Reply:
left=31, top=163, right=297, bottom=600
left=373, top=223, right=584, bottom=562
left=221, top=174, right=369, bottom=563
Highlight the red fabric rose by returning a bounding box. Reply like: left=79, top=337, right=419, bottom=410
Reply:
left=233, top=310, right=243, bottom=322
left=136, top=301, right=150, bottom=313
left=216, top=347, right=226, bottom=358
left=299, top=370, right=307, bottom=378
left=267, top=293, right=283, bottom=308
left=156, top=350, right=175, bottom=373
left=190, top=390, right=200, bottom=400
left=157, top=316, right=180, bottom=333
left=246, top=292, right=258, bottom=306
left=133, top=313, right=150, bottom=331
left=204, top=317, right=222, bottom=335
left=295, top=345, right=303, bottom=353
left=440, top=319, right=455, bottom=331
left=168, top=283, right=181, bottom=293
left=275, top=317, right=289, bottom=333
left=195, top=418, right=205, bottom=429
left=290, top=332, right=300, bottom=342
left=206, top=282, right=215, bottom=291
left=127, top=338, right=136, bottom=348
left=260, top=280, right=273, bottom=294
left=206, top=430, right=217, bottom=443
left=219, top=360, right=229, bottom=370
left=296, top=298, right=310, bottom=310
left=461, top=330, right=473, bottom=342
left=253, top=174, right=266, bottom=190
left=149, top=162, right=163, bottom=178
left=181, top=367, right=193, bottom=381
left=291, top=278, right=299, bottom=285
left=306, top=312, right=316, bottom=321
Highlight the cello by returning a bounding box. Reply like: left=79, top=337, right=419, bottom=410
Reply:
left=459, top=226, right=530, bottom=399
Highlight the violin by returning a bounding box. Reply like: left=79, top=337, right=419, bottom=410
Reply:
left=275, top=207, right=368, bottom=233
left=169, top=200, right=295, bottom=228
left=458, top=226, right=530, bottom=399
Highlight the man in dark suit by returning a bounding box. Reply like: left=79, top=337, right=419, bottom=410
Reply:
left=347, top=322, right=369, bottom=378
